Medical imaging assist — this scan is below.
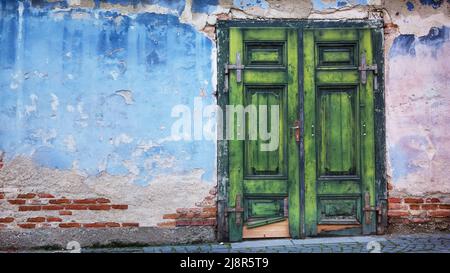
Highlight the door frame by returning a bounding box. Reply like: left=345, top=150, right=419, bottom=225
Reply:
left=216, top=20, right=387, bottom=241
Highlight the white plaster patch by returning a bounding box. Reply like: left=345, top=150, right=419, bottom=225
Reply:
left=25, top=94, right=38, bottom=115
left=64, top=135, right=77, bottom=152
left=50, top=93, right=59, bottom=113
left=113, top=133, right=134, bottom=146
left=114, top=89, right=134, bottom=105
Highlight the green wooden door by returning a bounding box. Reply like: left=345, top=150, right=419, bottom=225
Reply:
left=303, top=29, right=377, bottom=236
left=227, top=28, right=300, bottom=241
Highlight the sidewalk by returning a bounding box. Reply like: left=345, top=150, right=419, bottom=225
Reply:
left=83, top=233, right=450, bottom=253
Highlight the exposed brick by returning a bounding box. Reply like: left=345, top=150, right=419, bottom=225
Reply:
left=122, top=223, right=139, bottom=227
left=388, top=197, right=402, bottom=203
left=388, top=210, right=409, bottom=217
left=18, top=223, right=35, bottom=229
left=163, top=213, right=179, bottom=220
left=42, top=205, right=64, bottom=210
left=37, top=193, right=55, bottom=198
left=95, top=198, right=111, bottom=204
left=73, top=199, right=97, bottom=204
left=19, top=206, right=41, bottom=211
left=29, top=199, right=48, bottom=205
left=59, top=210, right=72, bottom=216
left=59, top=222, right=81, bottom=228
left=409, top=204, right=421, bottom=210
left=0, top=224, right=7, bottom=228
left=202, top=207, right=217, bottom=213
left=404, top=198, right=423, bottom=204
left=388, top=203, right=407, bottom=210
left=88, top=205, right=111, bottom=210
left=47, top=217, right=62, bottom=222
left=17, top=193, right=36, bottom=199
left=175, top=220, right=191, bottom=226
left=0, top=193, right=4, bottom=199
left=111, top=204, right=128, bottom=210
left=421, top=204, right=439, bottom=210
left=64, top=204, right=88, bottom=210
left=49, top=199, right=70, bottom=204
left=157, top=221, right=176, bottom=228
left=0, top=217, right=14, bottom=223
left=8, top=199, right=26, bottom=205
left=104, top=222, right=120, bottom=227
left=27, top=217, right=46, bottom=223
left=425, top=198, right=440, bottom=203
left=439, top=204, right=450, bottom=210
left=83, top=222, right=107, bottom=228
left=429, top=210, right=450, bottom=218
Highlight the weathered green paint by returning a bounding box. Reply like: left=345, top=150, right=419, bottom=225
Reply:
left=228, top=28, right=299, bottom=241
left=303, top=28, right=377, bottom=236
left=218, top=20, right=385, bottom=241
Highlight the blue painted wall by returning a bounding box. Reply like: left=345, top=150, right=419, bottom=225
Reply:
left=0, top=0, right=215, bottom=185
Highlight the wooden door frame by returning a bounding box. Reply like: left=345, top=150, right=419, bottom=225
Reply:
left=216, top=20, right=387, bottom=242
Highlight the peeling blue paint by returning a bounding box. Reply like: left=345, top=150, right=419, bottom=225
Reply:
left=419, top=0, right=444, bottom=9
left=389, top=26, right=449, bottom=58
left=389, top=136, right=428, bottom=182
left=312, top=0, right=368, bottom=10
left=192, top=0, right=218, bottom=13
left=0, top=2, right=215, bottom=184
left=406, top=1, right=415, bottom=11
left=233, top=0, right=269, bottom=10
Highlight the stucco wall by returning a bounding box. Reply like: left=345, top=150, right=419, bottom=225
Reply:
left=0, top=0, right=449, bottom=233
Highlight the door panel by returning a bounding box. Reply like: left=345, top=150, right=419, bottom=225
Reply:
left=228, top=28, right=299, bottom=241
left=304, top=28, right=377, bottom=236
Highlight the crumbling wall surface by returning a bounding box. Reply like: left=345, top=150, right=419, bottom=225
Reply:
left=382, top=1, right=450, bottom=231
left=0, top=0, right=449, bottom=248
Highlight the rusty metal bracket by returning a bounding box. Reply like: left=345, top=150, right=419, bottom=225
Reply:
left=363, top=192, right=384, bottom=226
left=359, top=51, right=378, bottom=86
left=226, top=194, right=244, bottom=225
left=224, top=52, right=245, bottom=93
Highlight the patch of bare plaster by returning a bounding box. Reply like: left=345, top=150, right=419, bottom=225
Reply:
left=384, top=0, right=450, bottom=37
left=0, top=156, right=213, bottom=226
left=386, top=40, right=450, bottom=196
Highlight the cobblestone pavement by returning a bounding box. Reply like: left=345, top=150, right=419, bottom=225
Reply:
left=83, top=233, right=450, bottom=253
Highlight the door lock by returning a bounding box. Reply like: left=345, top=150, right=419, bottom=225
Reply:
left=290, top=120, right=301, bottom=143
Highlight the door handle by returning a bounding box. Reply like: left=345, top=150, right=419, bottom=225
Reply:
left=290, top=120, right=300, bottom=143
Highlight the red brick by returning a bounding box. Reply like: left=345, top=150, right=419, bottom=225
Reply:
left=404, top=198, right=423, bottom=204
left=88, top=205, right=111, bottom=210
left=17, top=193, right=36, bottom=199
left=388, top=203, right=406, bottom=210
left=37, top=193, right=55, bottom=198
left=83, top=222, right=107, bottom=228
left=410, top=218, right=431, bottom=223
left=104, top=222, right=120, bottom=227
left=157, top=221, right=176, bottom=228
left=425, top=198, right=440, bottom=203
left=0, top=217, right=14, bottom=223
left=0, top=224, right=7, bottom=228
left=0, top=193, right=4, bottom=199
left=175, top=220, right=191, bottom=226
left=8, top=199, right=26, bottom=205
left=388, top=210, right=409, bottom=217
left=409, top=204, right=421, bottom=210
left=47, top=217, right=62, bottom=222
left=59, top=222, right=81, bottom=228
left=49, top=199, right=70, bottom=204
left=202, top=207, right=217, bottom=213
left=18, top=223, right=35, bottom=229
left=27, top=217, right=46, bottom=223
left=42, top=205, right=64, bottom=210
left=64, top=204, right=88, bottom=210
left=73, top=199, right=97, bottom=204
left=421, top=204, right=439, bottom=210
left=388, top=197, right=402, bottom=204
left=95, top=198, right=111, bottom=204
left=163, top=213, right=179, bottom=220
left=19, top=206, right=41, bottom=211
left=429, top=210, right=450, bottom=218
left=111, top=204, right=128, bottom=210
left=59, top=210, right=72, bottom=216
left=439, top=204, right=450, bottom=210
left=122, top=223, right=139, bottom=227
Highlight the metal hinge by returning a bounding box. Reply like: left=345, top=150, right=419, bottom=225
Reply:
left=363, top=192, right=387, bottom=227
left=226, top=194, right=244, bottom=225
left=359, top=51, right=378, bottom=89
left=224, top=52, right=245, bottom=93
